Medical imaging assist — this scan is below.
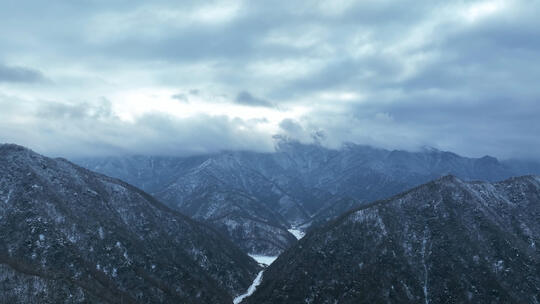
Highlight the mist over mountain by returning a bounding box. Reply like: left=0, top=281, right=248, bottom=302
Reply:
left=0, top=144, right=259, bottom=303
left=247, top=175, right=540, bottom=303
left=76, top=140, right=540, bottom=255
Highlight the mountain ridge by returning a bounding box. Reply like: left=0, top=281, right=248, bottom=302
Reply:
left=246, top=174, right=540, bottom=303
left=0, top=144, right=260, bottom=303
left=76, top=141, right=540, bottom=255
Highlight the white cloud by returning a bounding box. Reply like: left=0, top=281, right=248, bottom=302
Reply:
left=463, top=0, right=505, bottom=22
left=0, top=0, right=539, bottom=160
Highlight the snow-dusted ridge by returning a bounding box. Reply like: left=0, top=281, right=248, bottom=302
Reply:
left=0, top=144, right=260, bottom=303
left=245, top=175, right=540, bottom=303
left=77, top=141, right=540, bottom=257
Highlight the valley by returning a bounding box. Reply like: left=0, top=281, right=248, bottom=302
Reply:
left=77, top=139, right=540, bottom=257
left=3, top=1, right=540, bottom=302
left=2, top=142, right=539, bottom=303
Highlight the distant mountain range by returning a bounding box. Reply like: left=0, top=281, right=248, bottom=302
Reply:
left=77, top=140, right=540, bottom=255
left=0, top=144, right=259, bottom=303
left=247, top=175, right=540, bottom=303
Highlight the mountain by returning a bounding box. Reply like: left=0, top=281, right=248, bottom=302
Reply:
left=77, top=140, right=540, bottom=255
left=0, top=144, right=259, bottom=304
left=246, top=175, right=540, bottom=303
left=74, top=155, right=209, bottom=194
left=300, top=196, right=361, bottom=232
left=154, top=155, right=300, bottom=255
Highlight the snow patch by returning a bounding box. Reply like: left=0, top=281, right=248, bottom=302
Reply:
left=288, top=228, right=305, bottom=240
left=4, top=189, right=13, bottom=204
left=67, top=234, right=77, bottom=243
left=248, top=254, right=278, bottom=266
left=234, top=254, right=279, bottom=303
left=494, top=260, right=504, bottom=273
left=420, top=227, right=431, bottom=304
left=350, top=209, right=387, bottom=235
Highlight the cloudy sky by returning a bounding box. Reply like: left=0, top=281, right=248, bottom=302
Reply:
left=1, top=0, right=539, bottom=159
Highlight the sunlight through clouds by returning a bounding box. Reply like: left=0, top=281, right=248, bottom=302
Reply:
left=0, top=0, right=539, bottom=159
left=464, top=0, right=505, bottom=22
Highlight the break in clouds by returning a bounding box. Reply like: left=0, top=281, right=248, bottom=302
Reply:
left=0, top=0, right=539, bottom=159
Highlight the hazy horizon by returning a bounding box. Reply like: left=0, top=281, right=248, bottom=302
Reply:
left=3, top=139, right=539, bottom=164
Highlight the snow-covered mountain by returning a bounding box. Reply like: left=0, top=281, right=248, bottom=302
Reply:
left=247, top=175, right=540, bottom=303
left=77, top=140, right=540, bottom=255
left=0, top=144, right=259, bottom=303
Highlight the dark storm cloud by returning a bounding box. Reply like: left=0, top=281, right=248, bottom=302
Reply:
left=377, top=97, right=539, bottom=159
left=312, top=1, right=540, bottom=160
left=235, top=91, right=273, bottom=107
left=171, top=93, right=188, bottom=102
left=279, top=119, right=303, bottom=134
left=92, top=1, right=440, bottom=64
left=0, top=64, right=46, bottom=83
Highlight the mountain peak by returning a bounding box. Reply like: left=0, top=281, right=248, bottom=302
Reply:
left=0, top=144, right=260, bottom=303
left=436, top=174, right=462, bottom=184
left=0, top=143, right=34, bottom=154
left=0, top=143, right=45, bottom=167
left=421, top=145, right=441, bottom=153
left=477, top=155, right=499, bottom=164
left=502, top=174, right=540, bottom=185
left=248, top=175, right=540, bottom=304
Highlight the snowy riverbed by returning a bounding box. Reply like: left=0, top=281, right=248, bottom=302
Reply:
left=233, top=228, right=306, bottom=303
left=248, top=254, right=278, bottom=266
left=233, top=270, right=264, bottom=304
left=233, top=254, right=278, bottom=303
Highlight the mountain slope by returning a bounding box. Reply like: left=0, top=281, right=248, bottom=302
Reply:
left=0, top=144, right=259, bottom=304
left=77, top=141, right=540, bottom=255
left=247, top=175, right=540, bottom=303
left=154, top=156, right=299, bottom=255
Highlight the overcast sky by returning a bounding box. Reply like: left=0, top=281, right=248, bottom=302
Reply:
left=1, top=0, right=539, bottom=159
